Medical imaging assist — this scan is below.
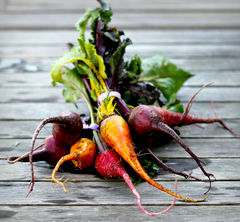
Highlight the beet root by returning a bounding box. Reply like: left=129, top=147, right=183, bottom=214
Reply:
left=128, top=104, right=215, bottom=191
left=52, top=138, right=98, bottom=192
left=95, top=149, right=177, bottom=216
left=52, top=111, right=83, bottom=147
left=27, top=111, right=83, bottom=197
left=7, top=135, right=69, bottom=166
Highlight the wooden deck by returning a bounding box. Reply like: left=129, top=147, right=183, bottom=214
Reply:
left=1, top=0, right=240, bottom=221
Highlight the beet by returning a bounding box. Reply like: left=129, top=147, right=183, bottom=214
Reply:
left=52, top=111, right=83, bottom=146
left=128, top=104, right=215, bottom=192
left=7, top=135, right=69, bottom=166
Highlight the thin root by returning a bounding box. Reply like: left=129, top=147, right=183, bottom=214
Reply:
left=181, top=82, right=214, bottom=122
left=7, top=143, right=45, bottom=164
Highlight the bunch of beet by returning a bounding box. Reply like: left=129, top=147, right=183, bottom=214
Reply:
left=7, top=111, right=89, bottom=196
left=7, top=83, right=239, bottom=216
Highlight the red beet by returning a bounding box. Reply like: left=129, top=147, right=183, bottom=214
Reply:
left=128, top=104, right=215, bottom=190
left=27, top=111, right=83, bottom=196
left=52, top=111, right=83, bottom=146
left=130, top=82, right=240, bottom=136
left=7, top=135, right=69, bottom=166
left=95, top=149, right=177, bottom=216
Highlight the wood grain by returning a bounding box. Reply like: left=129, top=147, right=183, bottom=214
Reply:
left=6, top=0, right=240, bottom=12
left=1, top=30, right=240, bottom=45
left=0, top=87, right=239, bottom=103
left=1, top=138, right=240, bottom=158
left=0, top=205, right=239, bottom=222
left=0, top=102, right=239, bottom=120
left=1, top=13, right=240, bottom=30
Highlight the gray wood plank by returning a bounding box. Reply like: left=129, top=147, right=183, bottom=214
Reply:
left=2, top=44, right=240, bottom=58
left=0, top=102, right=87, bottom=120
left=127, top=44, right=240, bottom=57
left=1, top=30, right=240, bottom=45
left=6, top=0, right=240, bottom=12
left=0, top=119, right=240, bottom=139
left=177, top=122, right=240, bottom=138
left=0, top=205, right=239, bottom=222
left=177, top=87, right=240, bottom=102
left=1, top=13, right=240, bottom=30
left=0, top=87, right=239, bottom=103
left=0, top=73, right=53, bottom=87
left=169, top=58, right=240, bottom=71
left=1, top=138, right=240, bottom=158
left=125, top=29, right=240, bottom=44
left=0, top=87, right=66, bottom=103
left=1, top=57, right=239, bottom=73
left=185, top=71, right=240, bottom=86
left=1, top=71, right=240, bottom=87
left=0, top=0, right=7, bottom=12
left=1, top=158, right=239, bottom=181
left=152, top=138, right=240, bottom=158
left=0, top=102, right=239, bottom=120
left=0, top=181, right=239, bottom=205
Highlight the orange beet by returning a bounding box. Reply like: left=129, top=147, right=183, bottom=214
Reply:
left=52, top=138, right=97, bottom=192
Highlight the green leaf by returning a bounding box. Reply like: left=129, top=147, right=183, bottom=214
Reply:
left=141, top=55, right=194, bottom=101
left=61, top=67, right=90, bottom=107
left=98, top=0, right=112, bottom=23
left=162, top=93, right=185, bottom=113
left=84, top=42, right=107, bottom=79
left=128, top=158, right=160, bottom=184
left=75, top=8, right=94, bottom=42
left=108, top=38, right=132, bottom=80
left=51, top=45, right=85, bottom=83
left=51, top=41, right=107, bottom=92
left=13, top=141, right=20, bottom=147
left=151, top=77, right=174, bottom=101
left=127, top=54, right=142, bottom=79
left=104, top=31, right=120, bottom=42
left=62, top=88, right=79, bottom=107
left=166, top=104, right=184, bottom=113
left=76, top=63, right=101, bottom=101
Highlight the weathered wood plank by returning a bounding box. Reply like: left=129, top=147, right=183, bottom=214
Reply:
left=169, top=58, right=240, bottom=71
left=0, top=102, right=86, bottom=120
left=1, top=13, right=240, bottom=30
left=1, top=30, right=240, bottom=45
left=0, top=205, right=239, bottom=222
left=0, top=102, right=239, bottom=120
left=6, top=0, right=240, bottom=12
left=0, top=87, right=239, bottom=103
left=0, top=73, right=53, bottom=87
left=0, top=181, right=239, bottom=205
left=1, top=71, right=240, bottom=87
left=1, top=119, right=240, bottom=139
left=0, top=88, right=66, bottom=103
left=177, top=87, right=240, bottom=102
left=1, top=158, right=239, bottom=181
left=2, top=44, right=240, bottom=58
left=0, top=0, right=7, bottom=12
left=185, top=71, right=240, bottom=86
left=152, top=138, right=240, bottom=158
left=1, top=138, right=240, bottom=158
left=1, top=58, right=239, bottom=73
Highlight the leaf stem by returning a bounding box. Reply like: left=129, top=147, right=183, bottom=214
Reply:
left=62, top=76, right=105, bottom=151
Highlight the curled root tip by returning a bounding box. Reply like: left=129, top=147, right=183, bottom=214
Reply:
left=138, top=179, right=178, bottom=216
left=203, top=192, right=210, bottom=200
